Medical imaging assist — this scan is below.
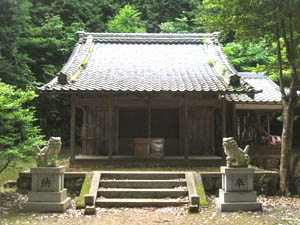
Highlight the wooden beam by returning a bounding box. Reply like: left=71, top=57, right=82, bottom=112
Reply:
left=108, top=94, right=113, bottom=160
left=70, top=94, right=76, bottom=160
left=235, top=103, right=282, bottom=110
left=184, top=94, right=189, bottom=160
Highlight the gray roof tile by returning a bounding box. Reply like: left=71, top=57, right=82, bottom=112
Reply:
left=39, top=32, right=257, bottom=94
left=225, top=72, right=281, bottom=104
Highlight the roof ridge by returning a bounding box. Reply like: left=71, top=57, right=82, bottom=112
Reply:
left=238, top=72, right=265, bottom=77
left=77, top=31, right=220, bottom=44
left=82, top=31, right=218, bottom=38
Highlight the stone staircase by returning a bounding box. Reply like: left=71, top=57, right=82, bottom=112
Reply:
left=95, top=172, right=192, bottom=207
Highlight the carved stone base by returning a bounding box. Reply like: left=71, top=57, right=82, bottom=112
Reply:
left=221, top=166, right=254, bottom=192
left=217, top=166, right=262, bottom=212
left=22, top=166, right=71, bottom=212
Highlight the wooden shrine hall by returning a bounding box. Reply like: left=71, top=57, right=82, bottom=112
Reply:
left=39, top=32, right=282, bottom=167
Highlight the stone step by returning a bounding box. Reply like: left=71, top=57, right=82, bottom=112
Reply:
left=100, top=179, right=186, bottom=188
left=96, top=198, right=189, bottom=207
left=101, top=172, right=185, bottom=180
left=97, top=188, right=188, bottom=198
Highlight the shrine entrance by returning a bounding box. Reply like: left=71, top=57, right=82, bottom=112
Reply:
left=118, top=108, right=180, bottom=156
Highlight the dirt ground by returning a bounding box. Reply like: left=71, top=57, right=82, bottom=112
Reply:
left=1, top=192, right=300, bottom=225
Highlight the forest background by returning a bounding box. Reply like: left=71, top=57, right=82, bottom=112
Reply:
left=1, top=0, right=299, bottom=174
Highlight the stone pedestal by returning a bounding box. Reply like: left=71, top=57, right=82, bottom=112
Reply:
left=23, top=166, right=71, bottom=212
left=216, top=166, right=262, bottom=212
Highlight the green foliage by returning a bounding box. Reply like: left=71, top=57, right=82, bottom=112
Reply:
left=0, top=81, right=44, bottom=174
left=201, top=0, right=300, bottom=75
left=0, top=158, right=36, bottom=186
left=17, top=14, right=82, bottom=145
left=224, top=41, right=271, bottom=72
left=133, top=0, right=202, bottom=33
left=29, top=0, right=114, bottom=32
left=159, top=9, right=206, bottom=34
left=257, top=175, right=270, bottom=195
left=108, top=4, right=146, bottom=33
left=223, top=40, right=292, bottom=86
left=0, top=0, right=35, bottom=87
left=35, top=94, right=72, bottom=146
left=159, top=16, right=192, bottom=33
left=20, top=15, right=83, bottom=84
left=32, top=0, right=201, bottom=33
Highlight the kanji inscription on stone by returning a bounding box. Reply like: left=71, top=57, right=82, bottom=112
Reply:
left=231, top=174, right=248, bottom=191
left=41, top=177, right=51, bottom=188
left=235, top=177, right=246, bottom=188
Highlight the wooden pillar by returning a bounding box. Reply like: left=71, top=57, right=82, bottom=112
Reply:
left=179, top=107, right=184, bottom=154
left=232, top=103, right=237, bottom=139
left=147, top=107, right=151, bottom=138
left=211, top=108, right=216, bottom=155
left=115, top=106, right=119, bottom=154
left=82, top=106, right=87, bottom=154
left=70, top=94, right=76, bottom=160
left=108, top=94, right=113, bottom=160
left=184, top=94, right=189, bottom=160
left=221, top=99, right=227, bottom=138
left=267, top=113, right=270, bottom=135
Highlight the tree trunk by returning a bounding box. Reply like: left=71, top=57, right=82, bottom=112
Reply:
left=280, top=94, right=296, bottom=195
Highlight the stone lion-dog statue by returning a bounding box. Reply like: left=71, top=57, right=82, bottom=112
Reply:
left=35, top=137, right=62, bottom=167
left=223, top=137, right=250, bottom=167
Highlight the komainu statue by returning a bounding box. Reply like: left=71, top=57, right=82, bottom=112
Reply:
left=223, top=137, right=250, bottom=167
left=35, top=137, right=62, bottom=167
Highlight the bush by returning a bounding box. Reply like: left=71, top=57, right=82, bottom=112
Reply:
left=0, top=81, right=44, bottom=174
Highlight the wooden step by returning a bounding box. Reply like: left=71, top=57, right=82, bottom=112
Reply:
left=97, top=188, right=188, bottom=198
left=100, top=179, right=186, bottom=188
left=96, top=198, right=189, bottom=207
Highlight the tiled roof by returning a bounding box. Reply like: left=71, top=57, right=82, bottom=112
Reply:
left=225, top=72, right=281, bottom=104
left=39, top=32, right=257, bottom=94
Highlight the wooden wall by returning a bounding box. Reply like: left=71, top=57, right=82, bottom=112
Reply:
left=188, top=107, right=216, bottom=155
left=81, top=106, right=108, bottom=155
left=74, top=92, right=223, bottom=157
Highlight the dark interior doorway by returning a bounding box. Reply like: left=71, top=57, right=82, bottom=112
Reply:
left=119, top=108, right=180, bottom=155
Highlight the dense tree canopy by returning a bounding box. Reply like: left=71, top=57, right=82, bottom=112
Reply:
left=0, top=0, right=34, bottom=87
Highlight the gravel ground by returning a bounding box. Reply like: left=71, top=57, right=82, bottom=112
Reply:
left=1, top=191, right=300, bottom=225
